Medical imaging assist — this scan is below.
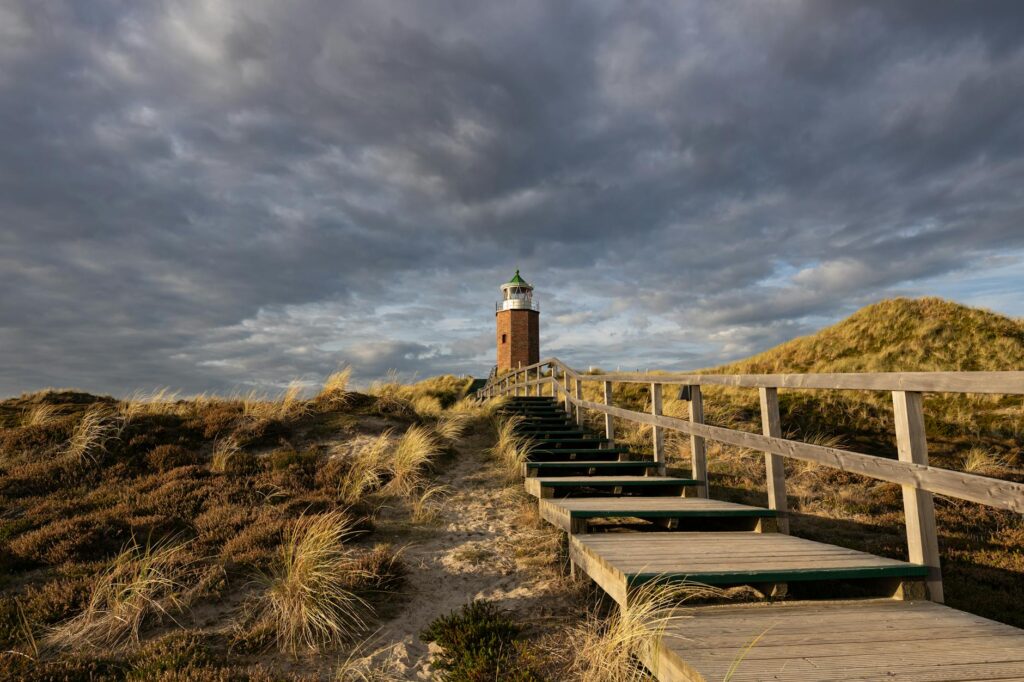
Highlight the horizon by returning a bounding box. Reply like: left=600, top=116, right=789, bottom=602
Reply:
left=4, top=3, right=1024, bottom=396
left=6, top=294, right=1019, bottom=400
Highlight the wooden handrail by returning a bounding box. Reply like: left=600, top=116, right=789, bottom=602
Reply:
left=480, top=357, right=1024, bottom=603
left=488, top=358, right=1024, bottom=394
left=480, top=359, right=1024, bottom=511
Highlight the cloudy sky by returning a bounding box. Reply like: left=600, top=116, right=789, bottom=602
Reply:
left=2, top=1, right=1024, bottom=396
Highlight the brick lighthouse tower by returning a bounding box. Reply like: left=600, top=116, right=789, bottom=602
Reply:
left=496, top=270, right=539, bottom=372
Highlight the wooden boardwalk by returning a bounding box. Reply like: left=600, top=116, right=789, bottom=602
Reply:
left=647, top=600, right=1024, bottom=681
left=482, top=363, right=1024, bottom=681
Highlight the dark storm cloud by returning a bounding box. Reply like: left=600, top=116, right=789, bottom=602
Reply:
left=2, top=0, right=1024, bottom=395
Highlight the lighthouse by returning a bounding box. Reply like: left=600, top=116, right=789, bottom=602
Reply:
left=495, top=270, right=539, bottom=372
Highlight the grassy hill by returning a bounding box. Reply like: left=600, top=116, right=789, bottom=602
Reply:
left=709, top=297, right=1024, bottom=374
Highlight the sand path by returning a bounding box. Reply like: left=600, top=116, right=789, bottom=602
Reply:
left=367, top=430, right=558, bottom=679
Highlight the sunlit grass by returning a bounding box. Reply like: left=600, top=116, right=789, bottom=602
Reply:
left=47, top=538, right=189, bottom=650
left=251, top=512, right=372, bottom=655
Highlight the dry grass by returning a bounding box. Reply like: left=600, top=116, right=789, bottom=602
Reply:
left=410, top=483, right=450, bottom=525
left=961, top=448, right=1011, bottom=475
left=46, top=538, right=189, bottom=650
left=434, top=413, right=470, bottom=443
left=318, top=367, right=354, bottom=408
left=64, top=407, right=120, bottom=462
left=118, top=388, right=185, bottom=423
left=411, top=395, right=444, bottom=418
left=384, top=425, right=439, bottom=497
left=243, top=381, right=311, bottom=421
left=334, top=433, right=392, bottom=505
left=251, top=512, right=372, bottom=655
left=22, top=404, right=59, bottom=427
left=450, top=395, right=507, bottom=418
left=334, top=641, right=406, bottom=681
left=565, top=580, right=726, bottom=682
left=490, top=416, right=536, bottom=483
left=206, top=436, right=248, bottom=473
left=367, top=372, right=413, bottom=417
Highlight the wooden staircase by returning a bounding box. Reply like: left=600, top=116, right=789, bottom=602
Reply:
left=495, top=387, right=1024, bottom=681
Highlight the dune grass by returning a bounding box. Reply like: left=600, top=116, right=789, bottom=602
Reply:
left=334, top=433, right=393, bottom=506
left=22, top=404, right=59, bottom=427
left=384, top=425, right=439, bottom=497
left=46, top=538, right=189, bottom=651
left=410, top=483, right=450, bottom=525
left=210, top=436, right=244, bottom=473
left=566, top=581, right=726, bottom=682
left=251, top=512, right=372, bottom=655
left=64, top=406, right=120, bottom=462
left=489, top=416, right=536, bottom=482
left=434, top=413, right=471, bottom=443
left=316, top=367, right=355, bottom=412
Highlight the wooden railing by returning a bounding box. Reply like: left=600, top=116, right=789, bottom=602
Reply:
left=478, top=358, right=1024, bottom=603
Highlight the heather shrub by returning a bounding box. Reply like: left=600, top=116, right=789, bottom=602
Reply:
left=146, top=445, right=199, bottom=473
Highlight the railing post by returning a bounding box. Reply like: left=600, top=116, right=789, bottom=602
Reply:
left=893, top=390, right=943, bottom=602
left=759, top=387, right=789, bottom=534
left=603, top=380, right=614, bottom=444
left=688, top=385, right=707, bottom=498
left=534, top=366, right=542, bottom=396
left=651, top=382, right=665, bottom=476
left=563, top=370, right=572, bottom=415
left=574, top=376, right=583, bottom=425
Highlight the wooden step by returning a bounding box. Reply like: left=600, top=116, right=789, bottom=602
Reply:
left=534, top=438, right=608, bottom=448
left=644, top=599, right=1024, bottom=681
left=569, top=532, right=928, bottom=606
left=540, top=497, right=776, bottom=533
left=529, top=447, right=630, bottom=456
left=526, top=450, right=628, bottom=462
left=520, top=432, right=592, bottom=440
left=499, top=405, right=563, bottom=411
left=525, top=475, right=700, bottom=498
left=524, top=460, right=658, bottom=477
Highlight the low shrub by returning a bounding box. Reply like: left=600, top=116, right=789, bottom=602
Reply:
left=146, top=445, right=199, bottom=473
left=420, top=600, right=541, bottom=682
left=269, top=446, right=319, bottom=472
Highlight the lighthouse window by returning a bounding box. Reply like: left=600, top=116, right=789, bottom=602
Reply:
left=501, top=334, right=507, bottom=344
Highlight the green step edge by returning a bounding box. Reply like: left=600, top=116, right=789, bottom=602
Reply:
left=627, top=564, right=930, bottom=586
left=568, top=508, right=776, bottom=519
left=540, top=478, right=700, bottom=487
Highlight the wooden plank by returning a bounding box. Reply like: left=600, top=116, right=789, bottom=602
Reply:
left=603, top=380, right=615, bottom=444
left=548, top=497, right=775, bottom=515
left=688, top=385, right=708, bottom=499
left=562, top=394, right=1024, bottom=513
left=759, top=387, right=789, bottom=534
left=570, top=532, right=927, bottom=597
left=651, top=382, right=666, bottom=476
left=893, top=390, right=944, bottom=603
left=540, top=497, right=774, bottom=532
left=524, top=475, right=698, bottom=498
left=645, top=599, right=1024, bottom=682
left=568, top=534, right=628, bottom=605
